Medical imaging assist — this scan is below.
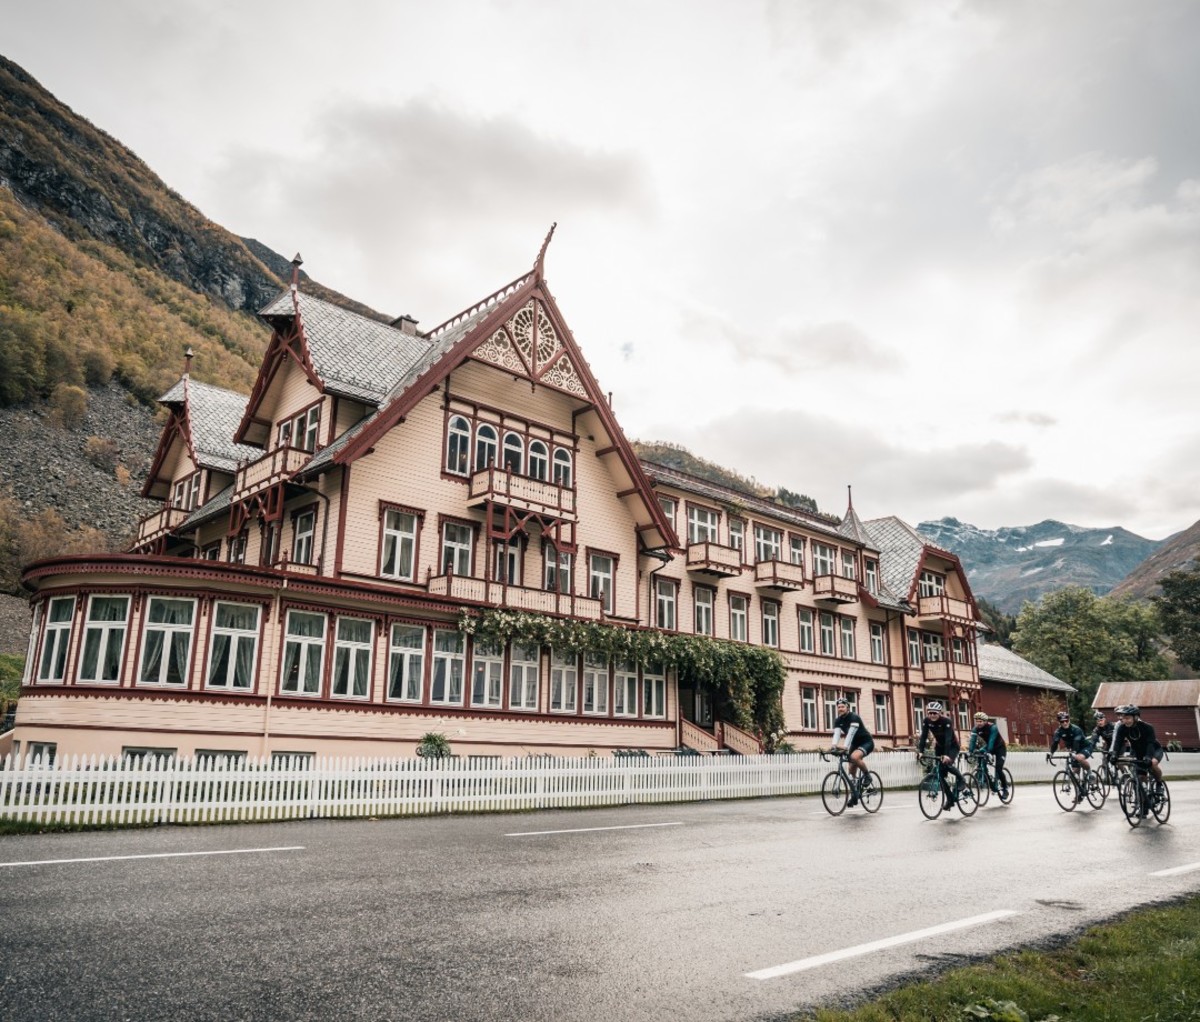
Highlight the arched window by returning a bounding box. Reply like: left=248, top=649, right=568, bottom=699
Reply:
left=553, top=448, right=573, bottom=487
left=528, top=440, right=549, bottom=481
left=475, top=424, right=498, bottom=471
left=446, top=416, right=470, bottom=475
left=502, top=432, right=524, bottom=474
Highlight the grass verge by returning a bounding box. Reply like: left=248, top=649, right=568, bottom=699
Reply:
left=797, top=894, right=1200, bottom=1022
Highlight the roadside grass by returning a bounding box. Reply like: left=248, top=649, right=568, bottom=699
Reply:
left=798, top=894, right=1200, bottom=1021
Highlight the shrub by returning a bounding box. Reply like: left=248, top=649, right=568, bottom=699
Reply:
left=416, top=732, right=452, bottom=758
left=84, top=436, right=121, bottom=472
left=49, top=383, right=88, bottom=429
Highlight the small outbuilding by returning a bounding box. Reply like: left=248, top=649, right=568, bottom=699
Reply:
left=977, top=643, right=1075, bottom=747
left=1093, top=680, right=1200, bottom=752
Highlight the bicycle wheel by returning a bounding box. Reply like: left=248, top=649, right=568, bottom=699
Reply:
left=860, top=771, right=884, bottom=813
left=1118, top=775, right=1142, bottom=828
left=1094, top=764, right=1112, bottom=798
left=1152, top=780, right=1171, bottom=824
left=1085, top=770, right=1107, bottom=810
left=918, top=771, right=944, bottom=819
left=821, top=771, right=849, bottom=816
left=956, top=775, right=980, bottom=817
left=998, top=767, right=1015, bottom=804
left=1052, top=770, right=1078, bottom=812
left=974, top=766, right=991, bottom=807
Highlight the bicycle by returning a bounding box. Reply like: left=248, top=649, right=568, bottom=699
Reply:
left=1047, top=754, right=1105, bottom=811
left=1091, top=754, right=1123, bottom=798
left=819, top=749, right=883, bottom=816
left=1113, top=756, right=1170, bottom=828
left=916, top=753, right=978, bottom=819
left=964, top=750, right=1013, bottom=807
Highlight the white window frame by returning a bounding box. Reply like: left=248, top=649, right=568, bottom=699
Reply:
left=865, top=559, right=879, bottom=594
left=694, top=586, right=713, bottom=636
left=550, top=651, right=578, bottom=713
left=798, top=608, right=814, bottom=653
left=729, top=519, right=744, bottom=554
left=475, top=423, right=498, bottom=471
left=471, top=639, right=504, bottom=708
left=922, top=633, right=945, bottom=663
left=292, top=508, right=316, bottom=566
left=502, top=431, right=524, bottom=474
left=655, top=578, right=676, bottom=630
left=801, top=687, right=818, bottom=730
left=446, top=415, right=470, bottom=475
left=958, top=699, right=971, bottom=731
left=874, top=693, right=890, bottom=734
left=493, top=535, right=522, bottom=584
left=658, top=496, right=677, bottom=528
left=206, top=602, right=260, bottom=690
left=589, top=554, right=614, bottom=613
left=545, top=547, right=572, bottom=594
left=919, top=570, right=946, bottom=597
left=528, top=440, right=549, bottom=481
left=687, top=505, right=718, bottom=545
left=441, top=522, right=474, bottom=576
left=552, top=448, right=573, bottom=487
left=789, top=535, right=805, bottom=567
left=907, top=628, right=921, bottom=667
left=841, top=551, right=857, bottom=580
left=643, top=663, right=666, bottom=718
left=509, top=643, right=540, bottom=711
left=913, top=695, right=926, bottom=732
left=729, top=594, right=748, bottom=642
left=754, top=524, right=781, bottom=563
left=839, top=617, right=855, bottom=659
left=332, top=617, right=373, bottom=699
left=38, top=596, right=74, bottom=684
left=761, top=601, right=779, bottom=648
left=430, top=629, right=466, bottom=705
left=812, top=542, right=835, bottom=576
left=78, top=595, right=130, bottom=685
left=870, top=622, right=885, bottom=664
left=819, top=612, right=836, bottom=656
left=582, top=652, right=609, bottom=715
left=613, top=659, right=638, bottom=717
left=281, top=610, right=326, bottom=695
left=387, top=624, right=425, bottom=702
left=380, top=509, right=418, bottom=581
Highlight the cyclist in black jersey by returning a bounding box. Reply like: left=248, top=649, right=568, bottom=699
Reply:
left=967, top=711, right=1008, bottom=797
left=829, top=697, right=874, bottom=806
left=1109, top=705, right=1165, bottom=785
left=916, top=701, right=965, bottom=803
left=1090, top=709, right=1115, bottom=757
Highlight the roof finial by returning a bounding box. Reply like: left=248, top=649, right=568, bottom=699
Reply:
left=290, top=253, right=304, bottom=291
left=847, top=484, right=854, bottom=511
left=183, top=345, right=194, bottom=378
left=534, top=223, right=557, bottom=280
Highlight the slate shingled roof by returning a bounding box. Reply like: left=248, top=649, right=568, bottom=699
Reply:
left=259, top=289, right=433, bottom=403
left=863, top=516, right=926, bottom=603
left=159, top=378, right=262, bottom=473
left=978, top=643, right=1075, bottom=694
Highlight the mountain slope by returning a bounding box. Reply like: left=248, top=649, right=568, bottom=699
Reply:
left=1110, top=519, right=1200, bottom=601
left=918, top=517, right=1162, bottom=614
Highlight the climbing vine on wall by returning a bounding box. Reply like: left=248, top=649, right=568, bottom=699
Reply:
left=458, top=609, right=786, bottom=740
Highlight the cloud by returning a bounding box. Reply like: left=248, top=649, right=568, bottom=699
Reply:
left=996, top=411, right=1057, bottom=428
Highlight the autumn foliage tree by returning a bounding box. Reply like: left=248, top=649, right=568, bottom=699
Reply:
left=1153, top=561, right=1200, bottom=672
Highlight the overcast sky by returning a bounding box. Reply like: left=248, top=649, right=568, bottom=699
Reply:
left=5, top=1, right=1199, bottom=540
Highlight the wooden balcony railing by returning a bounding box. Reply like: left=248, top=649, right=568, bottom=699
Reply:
left=917, top=593, right=974, bottom=623
left=753, top=559, right=805, bottom=591
left=685, top=541, right=742, bottom=577
left=468, top=467, right=575, bottom=518
left=922, top=659, right=979, bottom=683
left=680, top=718, right=721, bottom=754
left=135, top=505, right=190, bottom=547
left=718, top=720, right=764, bottom=755
left=428, top=575, right=603, bottom=620
left=812, top=573, right=858, bottom=603
left=234, top=445, right=310, bottom=502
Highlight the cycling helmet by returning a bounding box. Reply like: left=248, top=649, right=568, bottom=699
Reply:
left=973, top=711, right=989, bottom=723
left=1119, top=704, right=1141, bottom=717
left=836, top=697, right=850, bottom=707
left=1056, top=711, right=1070, bottom=722
left=1093, top=710, right=1106, bottom=721
left=926, top=701, right=944, bottom=713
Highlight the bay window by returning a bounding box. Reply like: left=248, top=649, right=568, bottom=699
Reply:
left=281, top=610, right=325, bottom=694
left=332, top=617, right=373, bottom=698
left=387, top=624, right=424, bottom=702
left=139, top=597, right=196, bottom=686
left=38, top=596, right=74, bottom=684
left=206, top=602, right=260, bottom=690
left=78, top=596, right=129, bottom=684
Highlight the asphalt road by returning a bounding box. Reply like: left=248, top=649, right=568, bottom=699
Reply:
left=2, top=781, right=1198, bottom=1022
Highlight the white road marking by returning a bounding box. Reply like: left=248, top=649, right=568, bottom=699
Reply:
left=506, top=822, right=683, bottom=837
left=745, top=909, right=1021, bottom=979
left=0, top=846, right=305, bottom=868
left=1151, top=861, right=1200, bottom=877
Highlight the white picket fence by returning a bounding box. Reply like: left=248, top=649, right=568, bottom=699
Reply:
left=1, top=750, right=1197, bottom=827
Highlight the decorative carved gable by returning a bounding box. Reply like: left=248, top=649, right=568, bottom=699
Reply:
left=471, top=298, right=584, bottom=396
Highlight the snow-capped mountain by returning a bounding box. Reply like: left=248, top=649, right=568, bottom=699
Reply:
left=916, top=518, right=1163, bottom=614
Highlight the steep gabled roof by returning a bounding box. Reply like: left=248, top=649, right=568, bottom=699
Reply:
left=865, top=515, right=972, bottom=609
left=979, top=643, right=1075, bottom=694
left=838, top=490, right=877, bottom=549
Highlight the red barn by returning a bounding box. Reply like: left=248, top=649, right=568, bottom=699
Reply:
left=1093, top=680, right=1200, bottom=752
left=977, top=643, right=1074, bottom=747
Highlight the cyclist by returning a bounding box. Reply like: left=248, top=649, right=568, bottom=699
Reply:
left=829, top=697, right=874, bottom=806
left=1108, top=704, right=1164, bottom=788
left=967, top=711, right=1008, bottom=798
left=1090, top=709, right=1115, bottom=757
left=916, top=701, right=966, bottom=805
left=1047, top=710, right=1091, bottom=801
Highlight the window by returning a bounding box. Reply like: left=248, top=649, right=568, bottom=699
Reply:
left=643, top=662, right=665, bottom=718
left=919, top=570, right=945, bottom=597
left=913, top=695, right=926, bottom=731
left=260, top=522, right=279, bottom=566
left=381, top=509, right=418, bottom=581
left=471, top=640, right=504, bottom=708
left=78, top=596, right=129, bottom=684
left=841, top=551, right=856, bottom=580
left=589, top=554, right=614, bottom=613
left=824, top=691, right=853, bottom=729
left=281, top=610, right=326, bottom=694
left=952, top=637, right=966, bottom=664
left=206, top=603, right=260, bottom=690
left=789, top=535, right=805, bottom=566
left=729, top=594, right=748, bottom=642
left=688, top=505, right=718, bottom=544
left=509, top=643, right=540, bottom=711
left=122, top=746, right=176, bottom=765
left=801, top=687, right=818, bottom=730
left=25, top=741, right=57, bottom=766
left=138, top=596, right=196, bottom=688
left=922, top=633, right=945, bottom=663
left=38, top=597, right=74, bottom=683
left=907, top=628, right=921, bottom=667
left=270, top=751, right=314, bottom=769
left=865, top=559, right=879, bottom=594
left=614, top=659, right=638, bottom=717
left=387, top=624, right=424, bottom=702
left=430, top=629, right=465, bottom=705
left=194, top=749, right=247, bottom=765
left=694, top=587, right=713, bottom=636
left=812, top=543, right=835, bottom=576
left=874, top=693, right=890, bottom=734
left=173, top=472, right=202, bottom=511
left=446, top=415, right=470, bottom=475
left=798, top=608, right=814, bottom=653
left=22, top=603, right=40, bottom=685
left=552, top=448, right=573, bottom=487
left=819, top=612, right=836, bottom=656
left=502, top=432, right=524, bottom=473
left=754, top=525, right=782, bottom=563
left=202, top=543, right=221, bottom=561
left=292, top=508, right=316, bottom=566
left=761, top=601, right=779, bottom=648
left=297, top=405, right=320, bottom=452
left=729, top=519, right=744, bottom=554
left=957, top=699, right=970, bottom=731
left=839, top=617, right=855, bottom=659
left=475, top=423, right=498, bottom=470
left=332, top=617, right=373, bottom=698
left=655, top=578, right=676, bottom=630
left=657, top=496, right=677, bottom=527
left=441, top=522, right=474, bottom=576
left=528, top=440, right=549, bottom=481
left=870, top=623, right=885, bottom=664
left=544, top=547, right=572, bottom=594
left=582, top=653, right=609, bottom=714
left=493, top=535, right=522, bottom=584
left=228, top=531, right=247, bottom=564
left=550, top=651, right=578, bottom=713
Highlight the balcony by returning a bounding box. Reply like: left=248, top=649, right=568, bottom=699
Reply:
left=428, top=575, right=603, bottom=620
left=753, top=559, right=805, bottom=591
left=233, top=445, right=311, bottom=503
left=686, top=542, right=742, bottom=577
left=468, top=467, right=576, bottom=519
left=812, top=573, right=858, bottom=604
left=135, top=505, right=190, bottom=547
left=917, top=593, right=975, bottom=625
left=922, top=659, right=979, bottom=684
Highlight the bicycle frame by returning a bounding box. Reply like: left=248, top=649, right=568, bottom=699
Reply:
left=819, top=749, right=883, bottom=816
left=1048, top=754, right=1105, bottom=811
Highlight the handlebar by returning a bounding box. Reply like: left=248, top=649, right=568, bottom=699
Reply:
left=819, top=749, right=849, bottom=762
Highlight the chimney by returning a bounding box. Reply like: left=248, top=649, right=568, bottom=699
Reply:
left=183, top=346, right=194, bottom=377
left=393, top=314, right=420, bottom=336
left=290, top=253, right=303, bottom=290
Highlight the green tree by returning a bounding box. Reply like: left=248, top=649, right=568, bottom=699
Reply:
left=1153, top=561, right=1200, bottom=671
left=977, top=597, right=1017, bottom=648
left=1011, top=586, right=1168, bottom=716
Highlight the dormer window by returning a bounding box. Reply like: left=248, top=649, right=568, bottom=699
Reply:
left=919, top=570, right=946, bottom=597
left=279, top=405, right=320, bottom=452
left=172, top=472, right=202, bottom=511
